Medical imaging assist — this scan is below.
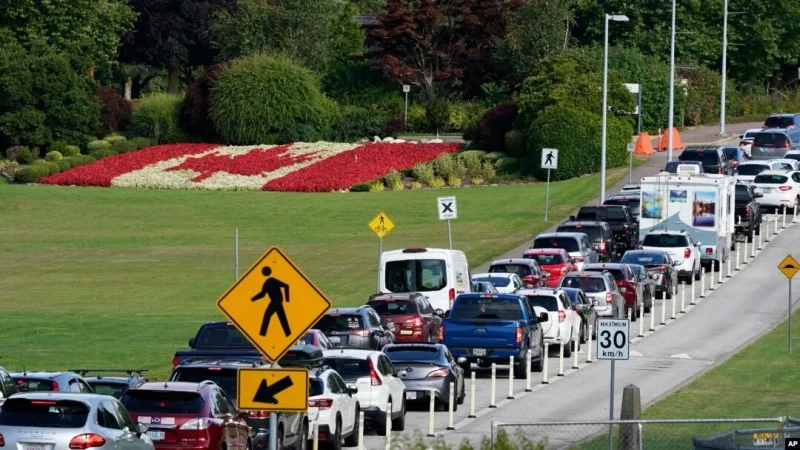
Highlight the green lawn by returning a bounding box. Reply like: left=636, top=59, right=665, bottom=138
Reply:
left=0, top=165, right=634, bottom=378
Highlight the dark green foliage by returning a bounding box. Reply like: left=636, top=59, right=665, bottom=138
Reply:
left=87, top=140, right=112, bottom=152
left=180, top=63, right=228, bottom=141
left=54, top=159, right=72, bottom=171
left=424, top=98, right=450, bottom=134
left=89, top=149, right=118, bottom=159
left=62, top=145, right=81, bottom=157
left=321, top=59, right=401, bottom=117
left=130, top=93, right=184, bottom=144
left=494, top=156, right=520, bottom=175
left=111, top=140, right=138, bottom=153
left=66, top=154, right=96, bottom=166
left=331, top=106, right=387, bottom=142
left=130, top=137, right=151, bottom=149
left=94, top=86, right=132, bottom=136
left=209, top=54, right=336, bottom=144
left=13, top=165, right=50, bottom=183
left=349, top=182, right=371, bottom=192
left=45, top=151, right=63, bottom=161
left=40, top=161, right=59, bottom=175
left=473, top=101, right=518, bottom=152
left=6, top=146, right=33, bottom=164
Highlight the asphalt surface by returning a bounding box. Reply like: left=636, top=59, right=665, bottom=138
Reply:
left=358, top=123, right=791, bottom=449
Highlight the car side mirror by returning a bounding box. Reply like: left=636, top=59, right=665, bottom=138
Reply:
left=543, top=271, right=551, bottom=277
left=188, top=338, right=195, bottom=347
left=434, top=308, right=444, bottom=317
left=397, top=370, right=407, bottom=377
left=444, top=310, right=451, bottom=318
left=592, top=300, right=600, bottom=306
left=539, top=312, right=549, bottom=322
left=457, top=357, right=468, bottom=365
left=755, top=193, right=763, bottom=198
left=569, top=215, right=576, bottom=221
left=673, top=261, right=681, bottom=266
left=136, top=423, right=148, bottom=435
left=695, top=242, right=702, bottom=247
left=346, top=384, right=358, bottom=395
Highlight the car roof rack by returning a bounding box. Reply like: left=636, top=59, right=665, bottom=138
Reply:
left=70, top=369, right=148, bottom=377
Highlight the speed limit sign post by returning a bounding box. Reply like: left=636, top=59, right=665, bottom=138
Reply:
left=596, top=318, right=630, bottom=445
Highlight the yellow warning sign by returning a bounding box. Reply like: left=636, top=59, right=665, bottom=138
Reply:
left=216, top=246, right=332, bottom=363
left=369, top=212, right=394, bottom=239
left=237, top=368, right=309, bottom=412
left=778, top=254, right=800, bottom=279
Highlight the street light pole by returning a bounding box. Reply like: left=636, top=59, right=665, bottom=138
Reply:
left=601, top=14, right=629, bottom=204
left=667, top=0, right=676, bottom=162
left=720, top=0, right=728, bottom=135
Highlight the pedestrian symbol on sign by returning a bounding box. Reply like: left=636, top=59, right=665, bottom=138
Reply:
left=545, top=151, right=554, bottom=165
left=251, top=266, right=291, bottom=338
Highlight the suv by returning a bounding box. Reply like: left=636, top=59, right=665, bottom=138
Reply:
left=763, top=113, right=800, bottom=130
left=308, top=366, right=360, bottom=448
left=679, top=145, right=734, bottom=175
left=574, top=205, right=639, bottom=253
left=751, top=129, right=800, bottom=160
left=121, top=381, right=251, bottom=450
left=0, top=366, right=18, bottom=405
left=531, top=232, right=598, bottom=270
left=522, top=248, right=578, bottom=288
left=639, top=231, right=701, bottom=284
left=317, top=307, right=395, bottom=350
left=518, top=288, right=581, bottom=355
left=488, top=258, right=547, bottom=288
left=11, top=371, right=94, bottom=393
left=603, top=194, right=642, bottom=219
left=70, top=369, right=148, bottom=399
left=559, top=271, right=625, bottom=320
left=169, top=357, right=310, bottom=450
left=556, top=221, right=617, bottom=262
left=366, top=293, right=443, bottom=343
left=735, top=160, right=786, bottom=185
left=734, top=184, right=763, bottom=243
left=582, top=263, right=642, bottom=320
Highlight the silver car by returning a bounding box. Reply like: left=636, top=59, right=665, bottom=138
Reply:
left=559, top=271, right=625, bottom=320
left=0, top=393, right=154, bottom=450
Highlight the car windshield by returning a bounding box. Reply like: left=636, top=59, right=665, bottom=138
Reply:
left=562, top=290, right=581, bottom=306
left=368, top=300, right=418, bottom=316
left=120, top=390, right=205, bottom=414
left=642, top=234, right=689, bottom=247
left=321, top=358, right=370, bottom=381
left=88, top=382, right=127, bottom=399
left=533, top=237, right=579, bottom=253
left=384, top=346, right=441, bottom=362
left=489, top=264, right=533, bottom=277
left=450, top=297, right=524, bottom=320
left=744, top=131, right=760, bottom=139
left=170, top=368, right=236, bottom=400
left=754, top=133, right=789, bottom=147
left=621, top=253, right=667, bottom=265
left=604, top=198, right=641, bottom=210
left=557, top=226, right=601, bottom=241
left=0, top=399, right=89, bottom=428
left=784, top=154, right=800, bottom=162
left=14, top=379, right=57, bottom=392
left=560, top=276, right=607, bottom=293
left=526, top=295, right=559, bottom=311
left=735, top=185, right=752, bottom=202
left=194, top=325, right=253, bottom=349
left=754, top=174, right=788, bottom=184
left=736, top=164, right=769, bottom=176
left=310, top=379, right=325, bottom=397
left=472, top=276, right=512, bottom=288
left=577, top=207, right=626, bottom=221
left=385, top=259, right=447, bottom=292
left=316, top=315, right=364, bottom=331
left=524, top=253, right=565, bottom=265
left=764, top=117, right=794, bottom=128
left=679, top=151, right=719, bottom=165
left=723, top=148, right=740, bottom=159
left=586, top=268, right=625, bottom=281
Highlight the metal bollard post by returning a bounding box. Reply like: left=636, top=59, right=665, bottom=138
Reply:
left=638, top=302, right=644, bottom=337
left=671, top=287, right=677, bottom=319
left=358, top=412, right=365, bottom=450
left=468, top=371, right=477, bottom=418
left=572, top=337, right=579, bottom=369
left=660, top=291, right=666, bottom=325
left=557, top=341, right=565, bottom=376
left=427, top=392, right=435, bottom=437
left=312, top=421, right=319, bottom=450
left=542, top=345, right=550, bottom=384
left=794, top=203, right=798, bottom=223
left=507, top=356, right=515, bottom=399
left=627, top=307, right=632, bottom=321
left=447, top=382, right=455, bottom=430
left=525, top=349, right=532, bottom=392
left=680, top=282, right=686, bottom=313
left=700, top=269, right=706, bottom=298
left=586, top=326, right=594, bottom=363
left=489, top=363, right=497, bottom=408
left=385, top=402, right=392, bottom=450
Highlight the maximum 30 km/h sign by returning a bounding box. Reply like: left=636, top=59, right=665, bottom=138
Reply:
left=596, top=319, right=630, bottom=360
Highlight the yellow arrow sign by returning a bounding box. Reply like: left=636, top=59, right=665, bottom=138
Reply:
left=237, top=368, right=308, bottom=412
left=369, top=212, right=394, bottom=239
left=778, top=254, right=800, bottom=279
left=216, top=246, right=332, bottom=363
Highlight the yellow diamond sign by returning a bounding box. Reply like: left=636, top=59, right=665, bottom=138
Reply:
left=369, top=212, right=394, bottom=239
left=216, top=246, right=332, bottom=363
left=778, top=254, right=800, bottom=279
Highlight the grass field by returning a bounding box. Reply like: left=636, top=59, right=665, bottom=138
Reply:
left=0, top=164, right=636, bottom=378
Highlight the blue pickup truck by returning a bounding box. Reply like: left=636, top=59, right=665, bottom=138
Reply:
left=440, top=293, right=548, bottom=379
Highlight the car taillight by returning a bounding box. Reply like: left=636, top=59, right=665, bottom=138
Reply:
left=427, top=368, right=449, bottom=378
left=69, top=434, right=106, bottom=450
left=350, top=329, right=370, bottom=337
left=558, top=311, right=566, bottom=323
left=576, top=256, right=585, bottom=262
left=438, top=325, right=444, bottom=342
left=600, top=241, right=607, bottom=252
left=718, top=168, right=723, bottom=174
left=779, top=186, right=793, bottom=191
left=368, top=358, right=382, bottom=386
left=51, top=381, right=59, bottom=392
left=410, top=317, right=423, bottom=328
left=172, top=355, right=180, bottom=367
left=783, top=142, right=791, bottom=148
left=449, top=288, right=456, bottom=307
left=180, top=418, right=212, bottom=430
left=656, top=265, right=667, bottom=270
left=515, top=327, right=523, bottom=343
left=560, top=266, right=568, bottom=274
left=745, top=208, right=751, bottom=218
left=684, top=248, right=691, bottom=259
left=705, top=248, right=713, bottom=255
left=248, top=411, right=271, bottom=418
left=309, top=398, right=333, bottom=409
left=606, top=293, right=613, bottom=304
left=0, top=433, right=4, bottom=447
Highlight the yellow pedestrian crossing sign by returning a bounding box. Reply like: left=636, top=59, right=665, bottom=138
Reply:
left=778, top=254, right=800, bottom=279
left=369, top=212, right=394, bottom=239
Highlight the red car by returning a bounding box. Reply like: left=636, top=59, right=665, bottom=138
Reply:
left=367, top=293, right=442, bottom=343
left=488, top=258, right=547, bottom=288
left=121, top=381, right=250, bottom=450
left=522, top=248, right=577, bottom=288
left=582, top=263, right=643, bottom=320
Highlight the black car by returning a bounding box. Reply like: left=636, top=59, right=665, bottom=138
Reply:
left=556, top=221, right=617, bottom=262
left=69, top=369, right=148, bottom=399
left=603, top=194, right=642, bottom=219
left=317, top=306, right=395, bottom=350
left=574, top=205, right=639, bottom=253
left=383, top=343, right=466, bottom=411
left=679, top=145, right=734, bottom=175
left=0, top=365, right=19, bottom=404
left=624, top=264, right=655, bottom=313
left=619, top=250, right=679, bottom=298
left=764, top=113, right=800, bottom=130
left=559, top=287, right=598, bottom=342
left=734, top=183, right=763, bottom=242
left=10, top=371, right=94, bottom=393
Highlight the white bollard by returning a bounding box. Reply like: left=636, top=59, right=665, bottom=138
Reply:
left=709, top=265, right=716, bottom=291
left=744, top=240, right=749, bottom=264
left=468, top=371, right=477, bottom=418
left=542, top=345, right=550, bottom=384
left=671, top=287, right=677, bottom=319
left=627, top=307, right=632, bottom=321
left=783, top=205, right=787, bottom=228
left=736, top=244, right=741, bottom=271
left=489, top=363, right=497, bottom=408
left=775, top=214, right=779, bottom=235
left=718, top=260, right=724, bottom=284
left=427, top=392, right=435, bottom=437
left=649, top=298, right=656, bottom=331
left=507, top=356, right=515, bottom=399
left=525, top=349, right=532, bottom=392
left=447, top=382, right=455, bottom=430
left=312, top=421, right=319, bottom=450
left=757, top=225, right=762, bottom=251
left=572, top=337, right=579, bottom=369
left=557, top=341, right=565, bottom=376
left=358, top=411, right=365, bottom=450
left=660, top=291, right=667, bottom=325
left=700, top=269, right=706, bottom=298
left=680, top=282, right=686, bottom=313
left=385, top=402, right=392, bottom=450
left=794, top=203, right=798, bottom=223
left=586, top=326, right=594, bottom=363
left=638, top=302, right=644, bottom=337
left=727, top=252, right=732, bottom=278
left=690, top=277, right=696, bottom=305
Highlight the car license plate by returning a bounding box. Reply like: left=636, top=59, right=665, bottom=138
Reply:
left=761, top=187, right=772, bottom=193
left=25, top=445, right=48, bottom=450
left=406, top=391, right=417, bottom=400
left=147, top=431, right=166, bottom=441
left=752, top=432, right=776, bottom=446
left=400, top=330, right=413, bottom=335
left=473, top=348, right=487, bottom=357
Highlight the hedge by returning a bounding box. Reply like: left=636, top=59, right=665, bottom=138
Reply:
left=89, top=149, right=118, bottom=159
left=111, top=140, right=138, bottom=153
left=14, top=165, right=50, bottom=183
left=130, top=137, right=151, bottom=149
left=330, top=105, right=387, bottom=142
left=131, top=93, right=184, bottom=144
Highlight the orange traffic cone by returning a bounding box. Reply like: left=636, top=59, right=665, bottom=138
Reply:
left=633, top=132, right=656, bottom=155
left=657, top=127, right=685, bottom=151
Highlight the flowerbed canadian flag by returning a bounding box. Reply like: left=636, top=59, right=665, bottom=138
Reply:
left=41, top=141, right=460, bottom=192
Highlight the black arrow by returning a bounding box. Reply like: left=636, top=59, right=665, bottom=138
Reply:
left=253, top=376, right=294, bottom=405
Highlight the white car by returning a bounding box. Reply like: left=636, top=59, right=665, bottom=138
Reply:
left=639, top=230, right=701, bottom=283
left=517, top=288, right=581, bottom=355
left=470, top=273, right=523, bottom=294
left=308, top=367, right=360, bottom=448
left=735, top=160, right=785, bottom=185
left=753, top=170, right=800, bottom=210
left=619, top=183, right=640, bottom=195
left=739, top=128, right=763, bottom=158
left=321, top=349, right=406, bottom=436
left=771, top=159, right=800, bottom=171
left=784, top=150, right=800, bottom=164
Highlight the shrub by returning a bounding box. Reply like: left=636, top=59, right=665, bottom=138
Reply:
left=457, top=150, right=487, bottom=161
left=111, top=140, right=138, bottom=153
left=429, top=176, right=445, bottom=188
left=368, top=181, right=385, bottom=192
left=412, top=163, right=435, bottom=186
left=460, top=151, right=484, bottom=177
left=14, top=165, right=49, bottom=183
left=31, top=159, right=48, bottom=166
left=61, top=145, right=80, bottom=157
left=483, top=151, right=505, bottom=163
left=210, top=54, right=336, bottom=144
left=383, top=169, right=404, bottom=191
left=94, top=86, right=132, bottom=136
left=446, top=176, right=462, bottom=187
left=45, top=151, right=63, bottom=161
left=54, top=159, right=72, bottom=171
left=474, top=101, right=518, bottom=152
left=495, top=157, right=520, bottom=175
left=40, top=161, right=59, bottom=175
left=180, top=63, right=229, bottom=141
left=423, top=98, right=450, bottom=133
left=446, top=101, right=485, bottom=133
left=331, top=105, right=387, bottom=142
left=410, top=181, right=423, bottom=190
left=432, top=154, right=456, bottom=179
left=89, top=149, right=117, bottom=159
left=408, top=104, right=426, bottom=130
left=349, top=182, right=371, bottom=192
left=0, top=177, right=7, bottom=184
left=87, top=140, right=111, bottom=152
left=505, top=129, right=528, bottom=158
left=130, top=137, right=151, bottom=149
left=131, top=93, right=184, bottom=144
left=6, top=145, right=33, bottom=164
left=471, top=176, right=484, bottom=185
left=67, top=155, right=95, bottom=166
left=385, top=118, right=406, bottom=136
left=103, top=134, right=127, bottom=144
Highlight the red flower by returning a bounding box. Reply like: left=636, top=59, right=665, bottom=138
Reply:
left=165, top=144, right=295, bottom=182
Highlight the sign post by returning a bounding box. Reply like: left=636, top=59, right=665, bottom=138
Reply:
left=437, top=196, right=458, bottom=249
left=626, top=143, right=635, bottom=183
left=778, top=255, right=799, bottom=353
left=541, top=149, right=559, bottom=221
left=597, top=318, right=630, bottom=449
left=403, top=85, right=411, bottom=131
left=369, top=212, right=395, bottom=293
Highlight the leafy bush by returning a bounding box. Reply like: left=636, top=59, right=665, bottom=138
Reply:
left=349, top=182, right=371, bottom=192
left=423, top=98, right=450, bottom=133
left=471, top=176, right=484, bottom=185
left=483, top=151, right=505, bottom=163
left=383, top=169, right=404, bottom=191
left=412, top=163, right=436, bottom=185
left=61, top=145, right=81, bottom=157
left=210, top=54, right=336, bottom=144
left=94, top=86, right=132, bottom=136
left=45, top=151, right=63, bottom=161
left=504, top=130, right=528, bottom=158
left=87, top=140, right=111, bottom=152
left=103, top=134, right=126, bottom=144
left=180, top=63, right=228, bottom=141
left=89, top=149, right=117, bottom=159
left=67, top=155, right=96, bottom=166
left=54, top=159, right=72, bottom=171
left=40, top=161, right=59, bottom=175
left=111, top=140, right=138, bottom=153
left=446, top=175, right=462, bottom=187
left=385, top=118, right=406, bottom=136
left=31, top=159, right=48, bottom=166
left=408, top=104, right=426, bottom=131
left=131, top=93, right=184, bottom=144
left=460, top=151, right=484, bottom=176
left=446, top=101, right=485, bottom=133
left=14, top=165, right=49, bottom=183
left=495, top=156, right=520, bottom=175
left=331, top=106, right=387, bottom=142
left=457, top=150, right=487, bottom=161
left=473, top=101, right=518, bottom=152
left=130, top=137, right=151, bottom=149
left=0, top=176, right=7, bottom=184
left=410, top=181, right=423, bottom=190
left=432, top=153, right=456, bottom=179
left=6, top=146, right=33, bottom=164
left=429, top=176, right=445, bottom=188
left=368, top=181, right=385, bottom=192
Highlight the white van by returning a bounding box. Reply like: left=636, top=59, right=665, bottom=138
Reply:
left=378, top=248, right=471, bottom=312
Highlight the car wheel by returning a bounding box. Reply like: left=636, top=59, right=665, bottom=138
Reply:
left=563, top=335, right=572, bottom=357
left=513, top=356, right=527, bottom=379
left=277, top=427, right=285, bottom=450
left=694, top=264, right=701, bottom=280
left=391, top=399, right=406, bottom=431
left=452, top=385, right=459, bottom=412
left=344, top=406, right=360, bottom=447
left=532, top=344, right=544, bottom=372
left=458, top=380, right=466, bottom=404
left=459, top=361, right=471, bottom=375
left=296, top=422, right=307, bottom=450
left=665, top=283, right=673, bottom=300
left=579, top=322, right=587, bottom=344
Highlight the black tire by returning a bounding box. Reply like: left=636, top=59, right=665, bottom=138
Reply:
left=665, top=283, right=673, bottom=300
left=694, top=265, right=701, bottom=280
left=563, top=337, right=572, bottom=357
left=459, top=361, right=471, bottom=375
left=532, top=345, right=544, bottom=372
left=513, top=357, right=527, bottom=379
left=277, top=427, right=285, bottom=450
left=458, top=380, right=466, bottom=405
left=579, top=322, right=587, bottom=344
left=296, top=422, right=307, bottom=450
left=391, top=399, right=405, bottom=431
left=434, top=397, right=446, bottom=412
left=344, top=406, right=360, bottom=447
left=246, top=440, right=252, bottom=450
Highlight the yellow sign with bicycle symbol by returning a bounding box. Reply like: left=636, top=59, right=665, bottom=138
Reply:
left=369, top=212, right=394, bottom=239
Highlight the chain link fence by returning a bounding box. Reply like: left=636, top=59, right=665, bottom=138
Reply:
left=491, top=417, right=800, bottom=450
